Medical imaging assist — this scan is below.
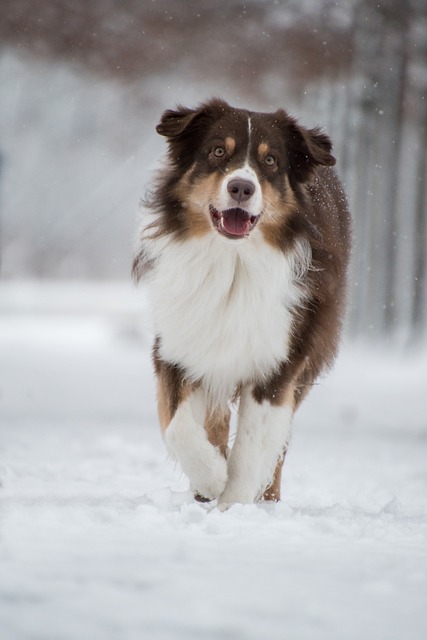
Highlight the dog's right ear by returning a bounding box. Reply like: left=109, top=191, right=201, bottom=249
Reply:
left=156, top=106, right=203, bottom=138
left=156, top=106, right=209, bottom=169
left=157, top=98, right=230, bottom=139
left=156, top=99, right=230, bottom=168
left=156, top=106, right=207, bottom=169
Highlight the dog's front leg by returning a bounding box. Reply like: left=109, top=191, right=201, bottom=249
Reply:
left=217, top=387, right=293, bottom=510
left=164, top=388, right=228, bottom=501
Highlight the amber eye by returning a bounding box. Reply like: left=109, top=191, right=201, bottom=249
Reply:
left=213, top=146, right=226, bottom=158
left=265, top=154, right=276, bottom=166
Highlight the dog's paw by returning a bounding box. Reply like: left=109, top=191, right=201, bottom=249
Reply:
left=217, top=483, right=257, bottom=510
left=194, top=492, right=213, bottom=503
left=191, top=454, right=228, bottom=501
left=216, top=500, right=233, bottom=512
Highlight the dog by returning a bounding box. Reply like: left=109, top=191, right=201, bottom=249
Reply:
left=133, top=98, right=351, bottom=510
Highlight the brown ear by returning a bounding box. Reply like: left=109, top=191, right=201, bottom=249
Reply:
left=156, top=99, right=231, bottom=169
left=277, top=111, right=335, bottom=183
left=156, top=98, right=230, bottom=138
left=156, top=105, right=208, bottom=169
left=156, top=106, right=203, bottom=138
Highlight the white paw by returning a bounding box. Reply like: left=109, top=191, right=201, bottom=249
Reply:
left=191, top=453, right=228, bottom=501
left=217, top=485, right=256, bottom=510
left=216, top=501, right=233, bottom=512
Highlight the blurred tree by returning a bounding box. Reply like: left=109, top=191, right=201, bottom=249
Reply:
left=411, top=16, right=427, bottom=337
left=0, top=0, right=352, bottom=90
left=0, top=0, right=426, bottom=341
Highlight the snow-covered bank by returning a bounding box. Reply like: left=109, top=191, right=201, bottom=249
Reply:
left=1, top=282, right=426, bottom=640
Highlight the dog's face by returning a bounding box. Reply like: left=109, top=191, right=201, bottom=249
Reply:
left=157, top=99, right=335, bottom=242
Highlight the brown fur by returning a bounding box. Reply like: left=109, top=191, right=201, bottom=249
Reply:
left=204, top=407, right=231, bottom=458
left=263, top=457, right=285, bottom=502
left=225, top=136, right=236, bottom=155
left=152, top=338, right=194, bottom=432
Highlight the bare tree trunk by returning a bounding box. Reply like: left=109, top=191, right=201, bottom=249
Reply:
left=381, top=21, right=409, bottom=334
left=348, top=2, right=384, bottom=336
left=411, top=89, right=427, bottom=336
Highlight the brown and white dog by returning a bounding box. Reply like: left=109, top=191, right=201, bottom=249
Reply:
left=133, top=98, right=351, bottom=509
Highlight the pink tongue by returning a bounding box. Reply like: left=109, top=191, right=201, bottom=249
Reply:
left=222, top=209, right=251, bottom=236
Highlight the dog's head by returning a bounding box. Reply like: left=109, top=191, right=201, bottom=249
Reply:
left=156, top=98, right=335, bottom=242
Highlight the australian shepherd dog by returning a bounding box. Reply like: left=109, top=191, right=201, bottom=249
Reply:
left=133, top=98, right=351, bottom=510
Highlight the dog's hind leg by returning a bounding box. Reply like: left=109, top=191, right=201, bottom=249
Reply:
left=262, top=455, right=285, bottom=502
left=204, top=405, right=231, bottom=458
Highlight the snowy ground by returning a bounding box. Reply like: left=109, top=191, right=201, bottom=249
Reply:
left=1, top=282, right=427, bottom=640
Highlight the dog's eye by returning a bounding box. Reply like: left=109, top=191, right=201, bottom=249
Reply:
left=265, top=155, right=276, bottom=166
left=213, top=146, right=226, bottom=158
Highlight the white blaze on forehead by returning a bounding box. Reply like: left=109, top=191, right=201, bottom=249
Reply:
left=215, top=115, right=262, bottom=215
left=247, top=116, right=252, bottom=163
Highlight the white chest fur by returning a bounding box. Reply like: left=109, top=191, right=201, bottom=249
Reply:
left=145, top=233, right=310, bottom=401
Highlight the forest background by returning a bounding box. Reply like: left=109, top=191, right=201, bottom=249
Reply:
left=1, top=0, right=427, bottom=342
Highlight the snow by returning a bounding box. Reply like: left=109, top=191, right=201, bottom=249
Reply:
left=1, top=282, right=427, bottom=640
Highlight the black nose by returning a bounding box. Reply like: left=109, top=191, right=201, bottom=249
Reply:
left=227, top=178, right=256, bottom=203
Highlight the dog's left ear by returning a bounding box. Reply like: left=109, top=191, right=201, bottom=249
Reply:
left=276, top=110, right=336, bottom=183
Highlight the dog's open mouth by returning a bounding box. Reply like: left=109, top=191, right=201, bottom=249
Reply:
left=209, top=205, right=260, bottom=239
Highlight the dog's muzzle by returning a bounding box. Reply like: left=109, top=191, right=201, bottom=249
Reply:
left=209, top=205, right=260, bottom=239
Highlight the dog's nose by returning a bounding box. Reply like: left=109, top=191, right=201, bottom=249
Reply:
left=227, top=179, right=255, bottom=203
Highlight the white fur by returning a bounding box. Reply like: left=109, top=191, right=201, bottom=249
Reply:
left=143, top=230, right=310, bottom=406
left=247, top=116, right=252, bottom=158
left=217, top=390, right=293, bottom=509
left=164, top=389, right=228, bottom=500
